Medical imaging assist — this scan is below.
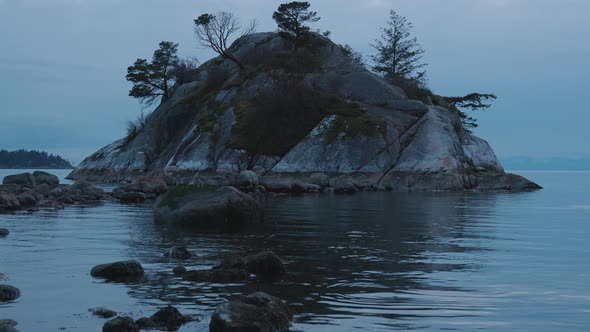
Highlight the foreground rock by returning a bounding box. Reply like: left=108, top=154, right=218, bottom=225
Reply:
left=215, top=251, right=286, bottom=280
left=90, top=307, right=118, bottom=319
left=136, top=305, right=190, bottom=331
left=210, top=292, right=292, bottom=332
left=90, top=260, right=144, bottom=281
left=103, top=316, right=138, bottom=332
left=163, top=246, right=192, bottom=260
left=0, top=323, right=19, bottom=332
left=154, top=186, right=263, bottom=229
left=0, top=228, right=9, bottom=237
left=0, top=285, right=20, bottom=302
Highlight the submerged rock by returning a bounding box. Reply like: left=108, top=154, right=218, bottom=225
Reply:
left=164, top=246, right=192, bottom=260
left=172, top=265, right=187, bottom=277
left=182, top=268, right=249, bottom=283
left=102, top=316, right=139, bottom=332
left=210, top=292, right=292, bottom=332
left=0, top=284, right=20, bottom=302
left=90, top=260, right=144, bottom=281
left=0, top=228, right=9, bottom=237
left=148, top=305, right=189, bottom=331
left=215, top=251, right=286, bottom=280
left=90, top=307, right=118, bottom=319
left=154, top=186, right=263, bottom=229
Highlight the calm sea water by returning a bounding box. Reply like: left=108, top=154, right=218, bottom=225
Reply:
left=1, top=170, right=589, bottom=331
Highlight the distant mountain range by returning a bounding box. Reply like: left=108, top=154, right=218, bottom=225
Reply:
left=0, top=149, right=73, bottom=169
left=502, top=156, right=590, bottom=171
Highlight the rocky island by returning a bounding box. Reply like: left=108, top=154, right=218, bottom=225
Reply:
left=68, top=31, right=539, bottom=192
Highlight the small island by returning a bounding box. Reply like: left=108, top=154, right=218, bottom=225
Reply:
left=0, top=149, right=72, bottom=169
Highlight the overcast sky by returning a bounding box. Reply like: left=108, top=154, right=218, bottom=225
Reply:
left=0, top=0, right=588, bottom=163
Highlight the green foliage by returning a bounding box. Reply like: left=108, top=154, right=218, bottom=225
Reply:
left=273, top=2, right=320, bottom=39
left=372, top=10, right=426, bottom=84
left=229, top=73, right=382, bottom=156
left=339, top=44, right=365, bottom=67
left=0, top=149, right=72, bottom=169
left=125, top=112, right=149, bottom=143
left=444, top=93, right=497, bottom=132
left=126, top=41, right=179, bottom=105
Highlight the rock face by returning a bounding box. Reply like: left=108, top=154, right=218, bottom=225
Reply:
left=90, top=260, right=144, bottom=281
left=210, top=292, right=292, bottom=332
left=0, top=285, right=20, bottom=302
left=154, top=186, right=263, bottom=229
left=68, top=32, right=540, bottom=192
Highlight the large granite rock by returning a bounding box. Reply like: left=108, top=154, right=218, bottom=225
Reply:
left=210, top=292, right=292, bottom=332
left=154, top=186, right=263, bottom=229
left=2, top=173, right=35, bottom=187
left=67, top=32, right=539, bottom=192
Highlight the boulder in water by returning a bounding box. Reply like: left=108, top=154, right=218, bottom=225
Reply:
left=90, top=260, right=144, bottom=281
left=0, top=228, right=9, bottom=237
left=210, top=292, right=292, bottom=332
left=164, top=246, right=192, bottom=260
left=32, top=171, right=59, bottom=186
left=102, top=316, right=139, bottom=332
left=0, top=285, right=20, bottom=302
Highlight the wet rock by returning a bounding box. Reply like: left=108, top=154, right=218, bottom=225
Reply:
left=0, top=194, right=20, bottom=211
left=90, top=260, right=144, bottom=281
left=32, top=171, right=59, bottom=186
left=309, top=173, right=330, bottom=187
left=48, top=187, right=66, bottom=198
left=149, top=305, right=188, bottom=331
left=259, top=178, right=291, bottom=193
left=90, top=307, right=118, bottom=319
left=215, top=251, right=286, bottom=280
left=2, top=173, right=35, bottom=188
left=0, top=325, right=19, bottom=332
left=37, top=199, right=64, bottom=210
left=172, top=265, right=187, bottom=277
left=0, top=228, right=9, bottom=237
left=290, top=182, right=321, bottom=194
left=135, top=317, right=156, bottom=329
left=333, top=179, right=358, bottom=194
left=238, top=171, right=258, bottom=188
left=0, top=320, right=16, bottom=328
left=102, top=316, right=139, bottom=332
left=119, top=191, right=145, bottom=204
left=69, top=180, right=105, bottom=200
left=210, top=292, right=292, bottom=332
left=118, top=176, right=168, bottom=195
left=15, top=193, right=37, bottom=206
left=182, top=268, right=249, bottom=283
left=0, top=284, right=20, bottom=302
left=154, top=186, right=263, bottom=229
left=164, top=246, right=192, bottom=260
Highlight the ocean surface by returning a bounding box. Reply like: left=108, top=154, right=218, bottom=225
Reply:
left=1, top=170, right=589, bottom=331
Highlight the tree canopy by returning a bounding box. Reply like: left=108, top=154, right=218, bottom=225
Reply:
left=444, top=93, right=498, bottom=132
left=194, top=12, right=256, bottom=69
left=272, top=2, right=320, bottom=39
left=0, top=149, right=72, bottom=169
left=371, top=10, right=426, bottom=84
left=126, top=41, right=179, bottom=105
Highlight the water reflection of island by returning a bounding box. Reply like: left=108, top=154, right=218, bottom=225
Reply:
left=122, top=191, right=502, bottom=330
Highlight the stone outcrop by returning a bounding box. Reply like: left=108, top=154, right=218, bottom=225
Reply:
left=0, top=172, right=106, bottom=214
left=210, top=292, right=292, bottom=332
left=67, top=32, right=540, bottom=192
left=154, top=186, right=263, bottom=229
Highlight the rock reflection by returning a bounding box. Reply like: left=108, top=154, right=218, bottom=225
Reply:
left=121, top=191, right=499, bottom=330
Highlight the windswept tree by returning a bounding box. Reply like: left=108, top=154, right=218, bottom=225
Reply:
left=126, top=41, right=179, bottom=105
left=272, top=2, right=320, bottom=39
left=372, top=10, right=426, bottom=84
left=444, top=93, right=498, bottom=132
left=194, top=12, right=256, bottom=69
